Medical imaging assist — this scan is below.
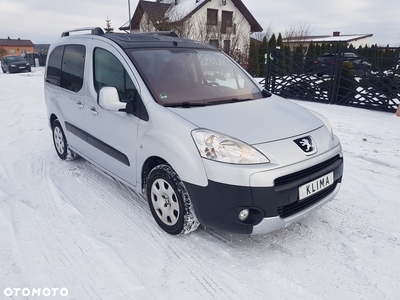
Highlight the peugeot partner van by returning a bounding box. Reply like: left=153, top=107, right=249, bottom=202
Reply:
left=44, top=27, right=343, bottom=235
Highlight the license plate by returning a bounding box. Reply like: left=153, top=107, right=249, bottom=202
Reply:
left=298, top=172, right=334, bottom=200
left=19, top=66, right=25, bottom=69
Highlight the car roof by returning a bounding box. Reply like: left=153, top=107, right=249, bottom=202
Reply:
left=105, top=32, right=215, bottom=50
left=58, top=27, right=216, bottom=51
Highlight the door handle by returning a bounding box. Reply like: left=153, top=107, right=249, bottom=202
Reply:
left=77, top=101, right=84, bottom=109
left=90, top=107, right=98, bottom=115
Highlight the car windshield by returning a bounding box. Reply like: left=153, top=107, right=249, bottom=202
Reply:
left=6, top=56, right=25, bottom=62
left=127, top=48, right=264, bottom=106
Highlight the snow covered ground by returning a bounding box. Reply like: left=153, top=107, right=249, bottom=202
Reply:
left=0, top=68, right=399, bottom=300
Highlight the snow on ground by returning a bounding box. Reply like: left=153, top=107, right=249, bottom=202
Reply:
left=0, top=68, right=399, bottom=300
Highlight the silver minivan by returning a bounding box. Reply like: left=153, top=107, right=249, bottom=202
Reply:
left=45, top=27, right=343, bottom=235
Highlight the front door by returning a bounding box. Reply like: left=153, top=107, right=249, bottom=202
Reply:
left=84, top=40, right=140, bottom=186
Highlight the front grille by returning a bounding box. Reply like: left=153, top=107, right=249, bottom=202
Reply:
left=275, top=155, right=341, bottom=186
left=277, top=183, right=337, bottom=218
left=274, top=155, right=343, bottom=218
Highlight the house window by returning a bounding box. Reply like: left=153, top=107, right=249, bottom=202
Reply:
left=209, top=39, right=219, bottom=48
left=9, top=49, right=15, bottom=54
left=223, top=40, right=230, bottom=54
left=221, top=11, right=233, bottom=34
left=207, top=9, right=218, bottom=25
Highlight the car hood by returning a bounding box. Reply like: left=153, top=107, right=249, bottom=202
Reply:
left=167, top=95, right=324, bottom=144
left=10, top=61, right=28, bottom=66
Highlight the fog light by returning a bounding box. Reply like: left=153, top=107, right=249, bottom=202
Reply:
left=238, top=209, right=249, bottom=222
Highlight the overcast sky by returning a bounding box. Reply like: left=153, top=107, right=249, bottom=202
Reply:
left=1, top=0, right=399, bottom=46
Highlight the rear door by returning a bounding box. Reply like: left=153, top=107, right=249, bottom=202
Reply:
left=46, top=44, right=88, bottom=152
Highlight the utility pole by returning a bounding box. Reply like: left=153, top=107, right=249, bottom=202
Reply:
left=128, top=0, right=132, bottom=33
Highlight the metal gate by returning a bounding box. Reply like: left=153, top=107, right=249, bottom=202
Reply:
left=260, top=45, right=400, bottom=113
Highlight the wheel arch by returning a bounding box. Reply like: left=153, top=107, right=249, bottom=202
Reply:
left=141, top=156, right=167, bottom=194
left=50, top=113, right=58, bottom=129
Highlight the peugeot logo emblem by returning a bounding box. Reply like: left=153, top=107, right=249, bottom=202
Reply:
left=294, top=136, right=317, bottom=155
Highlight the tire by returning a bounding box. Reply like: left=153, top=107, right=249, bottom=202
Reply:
left=147, top=164, right=200, bottom=235
left=52, top=119, right=78, bottom=161
left=1, top=68, right=5, bottom=73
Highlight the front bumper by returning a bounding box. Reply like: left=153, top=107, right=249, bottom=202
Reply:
left=9, top=65, right=30, bottom=72
left=184, top=155, right=343, bottom=234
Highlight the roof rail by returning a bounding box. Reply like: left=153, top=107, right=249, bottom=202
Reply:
left=61, top=27, right=104, bottom=37
left=141, top=31, right=179, bottom=37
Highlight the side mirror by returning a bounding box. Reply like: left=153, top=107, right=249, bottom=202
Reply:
left=98, top=87, right=126, bottom=111
left=262, top=89, right=272, bottom=98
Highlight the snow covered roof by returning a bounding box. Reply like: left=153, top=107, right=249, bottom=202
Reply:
left=120, top=0, right=262, bottom=32
left=283, top=33, right=373, bottom=44
left=166, top=0, right=207, bottom=21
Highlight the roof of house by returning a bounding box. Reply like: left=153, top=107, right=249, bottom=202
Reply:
left=120, top=0, right=262, bottom=32
left=121, top=1, right=172, bottom=30
left=283, top=33, right=373, bottom=44
left=0, top=38, right=34, bottom=47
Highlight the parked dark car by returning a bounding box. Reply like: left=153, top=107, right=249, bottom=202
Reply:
left=313, top=52, right=372, bottom=77
left=1, top=55, right=31, bottom=73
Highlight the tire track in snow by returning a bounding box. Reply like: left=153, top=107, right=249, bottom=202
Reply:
left=46, top=159, right=248, bottom=300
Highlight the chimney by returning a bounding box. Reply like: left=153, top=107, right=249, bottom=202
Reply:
left=333, top=31, right=340, bottom=37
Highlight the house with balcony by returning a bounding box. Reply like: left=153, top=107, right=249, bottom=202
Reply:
left=120, top=0, right=262, bottom=63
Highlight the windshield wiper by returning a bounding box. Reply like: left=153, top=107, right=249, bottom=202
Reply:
left=207, top=98, right=253, bottom=106
left=164, top=102, right=207, bottom=108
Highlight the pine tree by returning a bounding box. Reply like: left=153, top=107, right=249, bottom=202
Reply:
left=104, top=16, right=114, bottom=33
left=277, top=33, right=283, bottom=49
left=305, top=42, right=316, bottom=70
left=248, top=40, right=259, bottom=76
left=258, top=37, right=268, bottom=77
left=293, top=45, right=304, bottom=71
left=268, top=34, right=277, bottom=48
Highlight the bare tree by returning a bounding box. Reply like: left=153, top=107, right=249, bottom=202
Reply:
left=252, top=23, right=274, bottom=42
left=166, top=11, right=252, bottom=65
left=284, top=22, right=312, bottom=40
left=139, top=12, right=172, bottom=32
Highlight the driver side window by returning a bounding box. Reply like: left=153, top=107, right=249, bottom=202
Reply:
left=93, top=48, right=136, bottom=102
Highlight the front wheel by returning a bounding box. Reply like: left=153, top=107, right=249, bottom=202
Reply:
left=147, top=164, right=199, bottom=235
left=52, top=119, right=78, bottom=161
left=1, top=68, right=5, bottom=73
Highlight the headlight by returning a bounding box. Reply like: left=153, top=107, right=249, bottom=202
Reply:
left=11, top=64, right=16, bottom=67
left=191, top=129, right=269, bottom=164
left=26, top=63, right=30, bottom=66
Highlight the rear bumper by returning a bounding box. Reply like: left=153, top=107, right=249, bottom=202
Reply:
left=184, top=155, right=343, bottom=234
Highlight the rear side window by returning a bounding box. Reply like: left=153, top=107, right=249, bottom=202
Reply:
left=46, top=44, right=85, bottom=92
left=46, top=46, right=64, bottom=85
left=61, top=45, right=85, bottom=92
